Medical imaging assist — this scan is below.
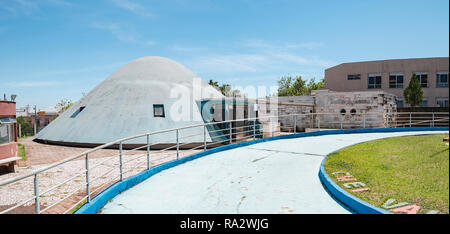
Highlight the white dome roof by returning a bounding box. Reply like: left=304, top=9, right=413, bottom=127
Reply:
left=36, top=56, right=223, bottom=145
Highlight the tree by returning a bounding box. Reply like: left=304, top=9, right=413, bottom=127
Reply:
left=53, top=99, right=74, bottom=120
left=277, top=76, right=293, bottom=96
left=17, top=116, right=33, bottom=137
left=208, top=79, right=242, bottom=97
left=208, top=80, right=219, bottom=89
left=403, top=74, right=423, bottom=108
left=306, top=78, right=324, bottom=94
left=277, top=76, right=323, bottom=96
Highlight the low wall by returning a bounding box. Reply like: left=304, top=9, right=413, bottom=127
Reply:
left=0, top=142, right=18, bottom=161
left=75, top=127, right=448, bottom=214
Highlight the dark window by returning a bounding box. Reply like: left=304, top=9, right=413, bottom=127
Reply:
left=436, top=98, right=449, bottom=108
left=437, top=72, right=449, bottom=88
left=421, top=100, right=428, bottom=107
left=415, top=73, right=428, bottom=88
left=368, top=74, right=382, bottom=89
left=389, top=73, right=404, bottom=88
left=350, top=109, right=357, bottom=115
left=347, top=74, right=361, bottom=80
left=396, top=100, right=404, bottom=108
left=70, top=106, right=85, bottom=118
left=340, top=109, right=346, bottom=115
left=153, top=104, right=165, bottom=117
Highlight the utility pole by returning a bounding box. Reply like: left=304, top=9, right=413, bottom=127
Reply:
left=34, top=105, right=37, bottom=136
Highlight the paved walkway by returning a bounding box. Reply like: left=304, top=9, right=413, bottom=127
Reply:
left=17, top=137, right=138, bottom=166
left=100, top=131, right=447, bottom=214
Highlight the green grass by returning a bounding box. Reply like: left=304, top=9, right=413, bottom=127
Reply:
left=18, top=143, right=26, bottom=161
left=324, top=133, right=449, bottom=214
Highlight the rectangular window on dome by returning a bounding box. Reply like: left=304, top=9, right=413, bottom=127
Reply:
left=153, top=104, right=165, bottom=117
left=70, top=106, right=85, bottom=118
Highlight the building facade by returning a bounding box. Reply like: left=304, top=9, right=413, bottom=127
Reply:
left=324, top=57, right=449, bottom=107
left=0, top=100, right=18, bottom=172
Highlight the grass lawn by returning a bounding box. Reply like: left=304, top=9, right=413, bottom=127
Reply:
left=18, top=143, right=26, bottom=161
left=324, top=133, right=449, bottom=214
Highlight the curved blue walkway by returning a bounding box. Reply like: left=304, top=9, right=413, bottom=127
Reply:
left=100, top=130, right=447, bottom=214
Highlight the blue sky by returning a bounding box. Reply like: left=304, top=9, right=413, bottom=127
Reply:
left=1, top=0, right=449, bottom=110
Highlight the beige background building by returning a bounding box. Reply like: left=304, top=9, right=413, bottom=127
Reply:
left=324, top=57, right=449, bottom=107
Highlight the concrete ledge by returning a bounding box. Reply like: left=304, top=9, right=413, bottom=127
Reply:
left=75, top=127, right=449, bottom=214
left=318, top=127, right=449, bottom=214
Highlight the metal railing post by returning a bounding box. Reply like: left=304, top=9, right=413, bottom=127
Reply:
left=146, top=135, right=150, bottom=169
left=34, top=174, right=40, bottom=214
left=253, top=120, right=256, bottom=140
left=85, top=153, right=90, bottom=203
left=203, top=125, right=207, bottom=151
left=119, top=142, right=123, bottom=181
left=363, top=114, right=366, bottom=128
left=409, top=112, right=412, bottom=127
left=229, top=122, right=233, bottom=144
left=293, top=115, right=297, bottom=134
left=176, top=129, right=179, bottom=160
left=317, top=117, right=320, bottom=131
left=432, top=113, right=435, bottom=127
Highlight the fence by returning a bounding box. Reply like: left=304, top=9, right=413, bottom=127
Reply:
left=0, top=112, right=448, bottom=214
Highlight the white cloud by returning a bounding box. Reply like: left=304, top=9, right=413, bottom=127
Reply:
left=0, top=0, right=73, bottom=17
left=145, top=40, right=156, bottom=46
left=92, top=22, right=137, bottom=43
left=110, top=0, right=153, bottom=17
left=190, top=54, right=270, bottom=73
left=242, top=39, right=325, bottom=50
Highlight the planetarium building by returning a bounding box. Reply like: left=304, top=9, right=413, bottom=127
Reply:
left=35, top=57, right=230, bottom=147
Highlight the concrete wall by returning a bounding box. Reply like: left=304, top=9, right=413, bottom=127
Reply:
left=313, top=90, right=397, bottom=129
left=0, top=101, right=17, bottom=163
left=277, top=96, right=314, bottom=131
left=324, top=57, right=449, bottom=107
left=259, top=90, right=397, bottom=131
left=0, top=143, right=18, bottom=161
left=0, top=101, right=16, bottom=117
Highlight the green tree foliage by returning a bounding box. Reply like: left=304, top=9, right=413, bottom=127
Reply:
left=277, top=76, right=324, bottom=96
left=208, top=80, right=219, bottom=89
left=208, top=79, right=242, bottom=97
left=17, top=116, right=33, bottom=137
left=403, top=74, right=423, bottom=108
left=53, top=99, right=74, bottom=120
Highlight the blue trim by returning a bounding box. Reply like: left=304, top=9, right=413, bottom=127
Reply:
left=75, top=127, right=448, bottom=214
left=318, top=127, right=448, bottom=214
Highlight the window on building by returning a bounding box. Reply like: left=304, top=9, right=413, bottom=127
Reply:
left=396, top=100, right=404, bottom=108
left=415, top=72, right=428, bottom=88
left=421, top=99, right=428, bottom=107
left=436, top=98, right=449, bottom=108
left=70, top=106, right=86, bottom=118
left=0, top=123, right=14, bottom=145
left=368, top=74, right=382, bottom=89
left=389, top=73, right=404, bottom=88
left=436, top=72, right=449, bottom=88
left=153, top=104, right=165, bottom=117
left=347, top=74, right=361, bottom=80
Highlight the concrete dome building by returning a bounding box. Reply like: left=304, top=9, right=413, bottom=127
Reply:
left=35, top=56, right=225, bottom=147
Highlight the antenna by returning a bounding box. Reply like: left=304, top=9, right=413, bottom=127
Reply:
left=11, top=94, right=17, bottom=102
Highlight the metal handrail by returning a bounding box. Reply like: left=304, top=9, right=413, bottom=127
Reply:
left=0, top=111, right=447, bottom=214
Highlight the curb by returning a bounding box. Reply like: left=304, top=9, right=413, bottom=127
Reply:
left=76, top=127, right=449, bottom=214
